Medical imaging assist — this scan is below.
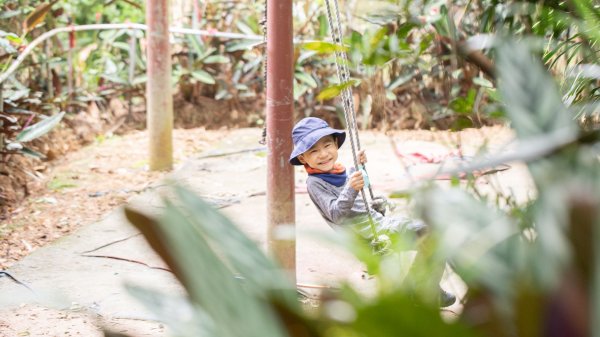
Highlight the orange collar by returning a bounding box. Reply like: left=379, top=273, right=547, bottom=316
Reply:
left=304, top=163, right=345, bottom=175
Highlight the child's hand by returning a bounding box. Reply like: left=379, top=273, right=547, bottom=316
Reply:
left=358, top=150, right=367, bottom=165
left=349, top=171, right=365, bottom=191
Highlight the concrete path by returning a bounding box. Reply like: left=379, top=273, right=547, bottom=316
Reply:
left=0, top=128, right=527, bottom=336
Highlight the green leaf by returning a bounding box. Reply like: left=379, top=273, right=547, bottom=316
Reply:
left=0, top=10, right=21, bottom=20
left=317, top=80, right=360, bottom=101
left=172, top=186, right=296, bottom=302
left=473, top=76, right=494, bottom=88
left=7, top=89, right=30, bottom=102
left=0, top=36, right=17, bottom=53
left=235, top=20, right=258, bottom=36
left=124, top=285, right=216, bottom=337
left=351, top=290, right=482, bottom=337
left=294, top=72, right=317, bottom=88
left=570, top=0, right=600, bottom=45
left=203, top=55, right=229, bottom=64
left=293, top=80, right=307, bottom=101
left=387, top=72, right=416, bottom=91
left=225, top=39, right=261, bottom=52
left=19, top=146, right=46, bottom=159
left=111, top=41, right=131, bottom=52
left=101, top=74, right=128, bottom=85
left=16, top=111, right=65, bottom=142
left=496, top=40, right=576, bottom=138
left=302, top=41, right=347, bottom=54
left=191, top=69, right=216, bottom=84
left=131, top=74, right=148, bottom=85
left=125, top=192, right=289, bottom=337
left=419, top=187, right=520, bottom=295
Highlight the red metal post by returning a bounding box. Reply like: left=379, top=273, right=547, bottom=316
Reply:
left=266, top=0, right=296, bottom=282
left=146, top=0, right=173, bottom=171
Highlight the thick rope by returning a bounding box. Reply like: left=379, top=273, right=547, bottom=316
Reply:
left=324, top=0, right=378, bottom=237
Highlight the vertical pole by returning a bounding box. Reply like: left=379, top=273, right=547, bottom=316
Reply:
left=146, top=0, right=173, bottom=171
left=44, top=40, right=54, bottom=99
left=128, top=29, right=136, bottom=117
left=67, top=20, right=74, bottom=112
left=266, top=0, right=295, bottom=282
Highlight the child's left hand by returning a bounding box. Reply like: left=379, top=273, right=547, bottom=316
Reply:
left=349, top=171, right=365, bottom=191
left=358, top=150, right=367, bottom=165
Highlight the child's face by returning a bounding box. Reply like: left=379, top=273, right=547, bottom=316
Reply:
left=298, top=135, right=338, bottom=171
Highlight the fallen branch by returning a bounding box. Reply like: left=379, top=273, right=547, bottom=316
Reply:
left=0, top=271, right=34, bottom=292
left=79, top=233, right=141, bottom=254
left=80, top=254, right=172, bottom=273
left=196, top=147, right=266, bottom=159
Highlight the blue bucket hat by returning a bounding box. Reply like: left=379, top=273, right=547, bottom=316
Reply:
left=289, top=117, right=346, bottom=166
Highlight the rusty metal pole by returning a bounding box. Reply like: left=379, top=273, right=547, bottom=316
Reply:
left=266, top=0, right=295, bottom=282
left=146, top=0, right=173, bottom=171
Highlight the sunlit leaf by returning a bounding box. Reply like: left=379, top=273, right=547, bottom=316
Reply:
left=225, top=39, right=261, bottom=52
left=302, top=41, right=347, bottom=54
left=317, top=80, right=360, bottom=101
left=203, top=55, right=229, bottom=64
left=191, top=70, right=216, bottom=84
left=16, top=111, right=65, bottom=142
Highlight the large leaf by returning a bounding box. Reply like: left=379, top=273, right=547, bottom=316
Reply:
left=225, top=39, right=262, bottom=52
left=203, top=55, right=229, bottom=64
left=191, top=70, right=216, bottom=84
left=172, top=186, right=296, bottom=304
left=125, top=191, right=290, bottom=337
left=317, top=80, right=360, bottom=101
left=350, top=290, right=482, bottom=337
left=125, top=285, right=217, bottom=337
left=496, top=40, right=576, bottom=138
left=15, top=111, right=65, bottom=142
left=570, top=0, right=600, bottom=45
left=302, top=41, right=347, bottom=54
left=295, top=71, right=317, bottom=88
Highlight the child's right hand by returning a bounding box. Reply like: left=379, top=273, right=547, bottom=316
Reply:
left=349, top=171, right=365, bottom=191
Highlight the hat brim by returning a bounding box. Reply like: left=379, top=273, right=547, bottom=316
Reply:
left=289, top=128, right=346, bottom=165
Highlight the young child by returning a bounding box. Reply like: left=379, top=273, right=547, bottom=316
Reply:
left=289, top=117, right=455, bottom=307
left=289, top=117, right=426, bottom=238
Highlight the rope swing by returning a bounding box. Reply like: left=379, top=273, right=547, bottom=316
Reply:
left=324, top=0, right=379, bottom=237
